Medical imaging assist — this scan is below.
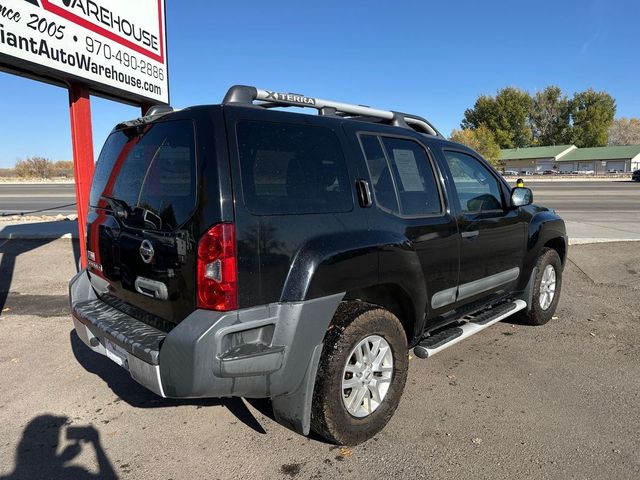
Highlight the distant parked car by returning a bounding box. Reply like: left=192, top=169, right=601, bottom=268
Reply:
left=543, top=170, right=559, bottom=175
left=632, top=169, right=640, bottom=181
left=502, top=170, right=518, bottom=176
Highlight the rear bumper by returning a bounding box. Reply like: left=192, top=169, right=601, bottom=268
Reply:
left=69, top=270, right=343, bottom=431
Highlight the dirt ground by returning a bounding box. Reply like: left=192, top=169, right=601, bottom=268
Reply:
left=0, top=239, right=638, bottom=479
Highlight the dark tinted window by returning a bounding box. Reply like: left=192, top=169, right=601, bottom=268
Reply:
left=90, top=120, right=196, bottom=231
left=237, top=121, right=352, bottom=215
left=443, top=151, right=503, bottom=212
left=381, top=137, right=441, bottom=216
left=360, top=135, right=399, bottom=213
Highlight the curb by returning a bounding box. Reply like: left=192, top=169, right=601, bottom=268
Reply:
left=0, top=233, right=75, bottom=240
left=568, top=238, right=640, bottom=245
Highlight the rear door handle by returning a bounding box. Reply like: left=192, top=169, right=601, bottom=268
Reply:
left=356, top=179, right=373, bottom=208
left=461, top=230, right=479, bottom=240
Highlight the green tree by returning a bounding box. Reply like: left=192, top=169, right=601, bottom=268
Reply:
left=462, top=87, right=532, bottom=149
left=608, top=118, right=640, bottom=145
left=570, top=89, right=616, bottom=147
left=450, top=125, right=501, bottom=166
left=530, top=86, right=572, bottom=146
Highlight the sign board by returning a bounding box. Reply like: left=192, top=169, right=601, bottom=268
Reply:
left=0, top=0, right=168, bottom=104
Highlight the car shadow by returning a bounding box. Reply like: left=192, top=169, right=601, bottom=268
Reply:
left=0, top=222, right=81, bottom=316
left=69, top=331, right=268, bottom=434
left=0, top=414, right=117, bottom=480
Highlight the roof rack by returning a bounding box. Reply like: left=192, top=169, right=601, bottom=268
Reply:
left=222, top=85, right=443, bottom=138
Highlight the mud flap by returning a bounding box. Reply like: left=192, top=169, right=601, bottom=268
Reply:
left=271, top=343, right=323, bottom=435
left=519, top=266, right=538, bottom=311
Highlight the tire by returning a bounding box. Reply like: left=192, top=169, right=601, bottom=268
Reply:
left=310, top=302, right=408, bottom=445
left=518, top=247, right=563, bottom=326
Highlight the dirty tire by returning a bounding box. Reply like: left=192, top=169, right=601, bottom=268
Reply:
left=518, top=247, right=563, bottom=326
left=311, top=302, right=408, bottom=445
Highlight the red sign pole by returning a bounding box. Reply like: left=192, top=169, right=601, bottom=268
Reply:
left=68, top=82, right=95, bottom=268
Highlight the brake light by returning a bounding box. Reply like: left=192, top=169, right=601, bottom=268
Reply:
left=197, top=223, right=238, bottom=311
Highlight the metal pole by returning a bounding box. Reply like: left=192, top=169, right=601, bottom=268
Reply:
left=141, top=102, right=154, bottom=117
left=68, top=83, right=95, bottom=268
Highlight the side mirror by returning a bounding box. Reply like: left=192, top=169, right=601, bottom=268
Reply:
left=511, top=187, right=533, bottom=208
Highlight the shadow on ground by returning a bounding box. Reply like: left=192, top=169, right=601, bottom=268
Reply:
left=0, top=414, right=117, bottom=480
left=0, top=225, right=80, bottom=316
left=69, top=331, right=271, bottom=434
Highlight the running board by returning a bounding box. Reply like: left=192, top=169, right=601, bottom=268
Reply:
left=413, top=300, right=527, bottom=359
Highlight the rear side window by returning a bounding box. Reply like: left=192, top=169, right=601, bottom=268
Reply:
left=359, top=136, right=399, bottom=213
left=360, top=135, right=441, bottom=216
left=90, top=120, right=197, bottom=231
left=236, top=121, right=353, bottom=215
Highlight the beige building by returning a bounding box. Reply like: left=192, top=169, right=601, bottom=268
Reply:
left=500, top=145, right=576, bottom=173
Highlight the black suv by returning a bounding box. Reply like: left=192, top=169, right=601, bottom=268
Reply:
left=70, top=86, right=567, bottom=445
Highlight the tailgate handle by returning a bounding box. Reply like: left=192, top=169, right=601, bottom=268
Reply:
left=135, top=277, right=168, bottom=300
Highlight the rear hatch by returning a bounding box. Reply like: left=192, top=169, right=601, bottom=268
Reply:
left=86, top=117, right=202, bottom=327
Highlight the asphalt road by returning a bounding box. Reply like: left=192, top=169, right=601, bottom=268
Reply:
left=0, top=184, right=77, bottom=217
left=526, top=180, right=639, bottom=213
left=0, top=239, right=639, bottom=479
left=524, top=181, right=640, bottom=241
left=0, top=183, right=76, bottom=215
left=1, top=180, right=639, bottom=217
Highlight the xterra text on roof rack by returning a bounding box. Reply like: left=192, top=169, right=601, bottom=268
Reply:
left=70, top=85, right=567, bottom=445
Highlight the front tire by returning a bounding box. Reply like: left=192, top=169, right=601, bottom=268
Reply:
left=311, top=302, right=408, bottom=445
left=518, top=248, right=563, bottom=326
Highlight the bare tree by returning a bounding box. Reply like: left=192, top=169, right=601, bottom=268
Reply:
left=14, top=157, right=54, bottom=179
left=608, top=118, right=640, bottom=145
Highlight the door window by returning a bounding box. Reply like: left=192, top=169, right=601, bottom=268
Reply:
left=443, top=151, right=504, bottom=213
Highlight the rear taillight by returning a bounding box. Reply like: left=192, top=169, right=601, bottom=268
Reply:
left=197, top=223, right=238, bottom=311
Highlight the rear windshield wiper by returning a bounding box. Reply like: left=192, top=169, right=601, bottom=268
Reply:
left=100, top=195, right=130, bottom=219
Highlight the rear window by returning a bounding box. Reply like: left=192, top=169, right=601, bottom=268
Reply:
left=236, top=120, right=353, bottom=215
left=90, top=120, right=196, bottom=231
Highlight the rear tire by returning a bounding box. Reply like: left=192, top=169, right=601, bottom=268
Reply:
left=311, top=302, right=408, bottom=445
left=518, top=248, right=562, bottom=326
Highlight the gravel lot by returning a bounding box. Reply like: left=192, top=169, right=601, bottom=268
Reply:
left=0, top=239, right=639, bottom=479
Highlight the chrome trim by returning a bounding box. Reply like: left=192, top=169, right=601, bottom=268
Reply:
left=457, top=267, right=520, bottom=302
left=135, top=276, right=168, bottom=300
left=431, top=267, right=521, bottom=309
left=139, top=239, right=155, bottom=264
left=431, top=287, right=458, bottom=309
left=461, top=230, right=479, bottom=239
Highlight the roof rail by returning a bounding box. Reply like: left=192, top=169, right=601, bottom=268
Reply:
left=222, top=85, right=442, bottom=138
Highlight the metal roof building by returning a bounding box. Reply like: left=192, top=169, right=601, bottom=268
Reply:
left=500, top=145, right=576, bottom=173
left=555, top=145, right=640, bottom=173
left=500, top=144, right=640, bottom=174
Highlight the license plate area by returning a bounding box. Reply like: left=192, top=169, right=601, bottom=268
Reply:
left=104, top=339, right=130, bottom=370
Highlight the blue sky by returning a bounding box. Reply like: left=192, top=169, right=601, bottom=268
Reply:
left=0, top=0, right=638, bottom=167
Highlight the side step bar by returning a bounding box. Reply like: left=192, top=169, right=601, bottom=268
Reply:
left=414, top=300, right=527, bottom=359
